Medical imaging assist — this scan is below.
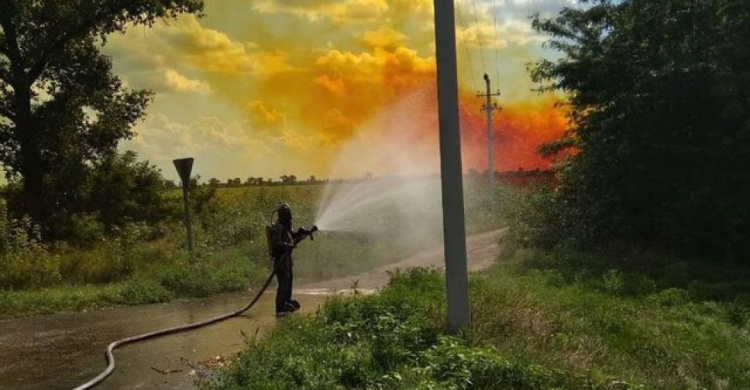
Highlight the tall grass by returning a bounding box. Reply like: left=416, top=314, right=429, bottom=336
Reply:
left=0, top=183, right=512, bottom=317
left=207, top=259, right=750, bottom=390
left=475, top=244, right=750, bottom=389
left=0, top=187, right=307, bottom=316
left=204, top=269, right=587, bottom=390
left=0, top=211, right=62, bottom=290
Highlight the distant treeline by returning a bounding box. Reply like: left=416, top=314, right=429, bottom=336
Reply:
left=179, top=174, right=322, bottom=189
left=171, top=170, right=556, bottom=189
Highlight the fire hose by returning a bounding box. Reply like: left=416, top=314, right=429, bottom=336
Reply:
left=74, top=214, right=317, bottom=390
left=73, top=262, right=279, bottom=390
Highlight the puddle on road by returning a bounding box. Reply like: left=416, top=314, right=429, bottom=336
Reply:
left=0, top=292, right=329, bottom=390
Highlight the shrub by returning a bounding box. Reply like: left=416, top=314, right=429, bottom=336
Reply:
left=117, top=278, right=173, bottom=305
left=406, top=336, right=557, bottom=390
left=0, top=216, right=61, bottom=290
left=158, top=260, right=249, bottom=297
left=648, top=288, right=690, bottom=307
left=602, top=270, right=625, bottom=295
left=87, top=150, right=173, bottom=231
left=68, top=212, right=105, bottom=247
left=4, top=151, right=173, bottom=243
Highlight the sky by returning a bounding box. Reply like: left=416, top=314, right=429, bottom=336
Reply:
left=103, top=0, right=576, bottom=182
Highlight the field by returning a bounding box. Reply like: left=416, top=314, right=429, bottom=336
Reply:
left=0, top=181, right=511, bottom=317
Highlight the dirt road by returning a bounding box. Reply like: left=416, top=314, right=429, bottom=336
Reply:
left=0, top=229, right=504, bottom=390
left=297, top=228, right=505, bottom=293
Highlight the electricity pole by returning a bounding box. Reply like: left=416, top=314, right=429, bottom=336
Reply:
left=477, top=74, right=501, bottom=188
left=433, top=0, right=470, bottom=332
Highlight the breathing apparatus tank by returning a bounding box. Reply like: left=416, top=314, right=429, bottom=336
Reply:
left=265, top=209, right=277, bottom=261
left=265, top=204, right=318, bottom=262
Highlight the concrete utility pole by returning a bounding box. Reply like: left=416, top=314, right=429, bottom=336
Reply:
left=433, top=0, right=470, bottom=332
left=477, top=74, right=501, bottom=188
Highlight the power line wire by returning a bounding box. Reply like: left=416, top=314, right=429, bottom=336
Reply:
left=455, top=2, right=479, bottom=92
left=470, top=0, right=487, bottom=76
left=491, top=0, right=501, bottom=88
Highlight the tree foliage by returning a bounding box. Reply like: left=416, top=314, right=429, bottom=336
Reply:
left=531, top=0, right=750, bottom=258
left=5, top=150, right=172, bottom=241
left=0, top=0, right=203, bottom=231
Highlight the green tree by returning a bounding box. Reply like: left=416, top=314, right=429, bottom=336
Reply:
left=88, top=150, right=170, bottom=230
left=29, top=149, right=172, bottom=241
left=163, top=179, right=178, bottom=190
left=0, top=0, right=203, bottom=228
left=531, top=0, right=750, bottom=257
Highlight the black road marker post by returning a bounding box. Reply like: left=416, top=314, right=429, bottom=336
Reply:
left=173, top=158, right=194, bottom=252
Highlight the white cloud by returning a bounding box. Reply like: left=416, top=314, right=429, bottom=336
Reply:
left=455, top=0, right=563, bottom=48
left=252, top=0, right=389, bottom=24
left=121, top=113, right=271, bottom=181
left=104, top=15, right=295, bottom=77
left=488, top=0, right=579, bottom=22
left=164, top=69, right=212, bottom=94
left=120, top=112, right=332, bottom=181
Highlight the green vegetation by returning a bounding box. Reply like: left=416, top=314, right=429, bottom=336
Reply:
left=3, top=1, right=748, bottom=388
left=205, top=259, right=749, bottom=390
left=3, top=150, right=176, bottom=241
left=203, top=4, right=750, bottom=386
left=0, top=220, right=263, bottom=317
left=203, top=250, right=750, bottom=389
left=0, top=185, right=311, bottom=317
left=203, top=269, right=582, bottom=390
left=529, top=0, right=750, bottom=258
left=482, top=245, right=750, bottom=389
left=0, top=0, right=204, bottom=232
left=0, top=182, right=509, bottom=317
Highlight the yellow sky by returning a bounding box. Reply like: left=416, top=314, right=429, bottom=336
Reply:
left=105, top=0, right=575, bottom=182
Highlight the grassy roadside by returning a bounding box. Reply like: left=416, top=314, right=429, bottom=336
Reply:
left=204, top=247, right=750, bottom=389
left=0, top=185, right=317, bottom=318
left=0, top=233, right=442, bottom=318
left=0, top=183, right=514, bottom=318
left=0, top=244, right=264, bottom=317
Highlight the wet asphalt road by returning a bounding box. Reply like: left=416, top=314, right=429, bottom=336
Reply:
left=0, top=292, right=328, bottom=390
left=0, top=229, right=503, bottom=390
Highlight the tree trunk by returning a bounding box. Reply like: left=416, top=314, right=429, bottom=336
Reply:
left=18, top=132, right=44, bottom=223
left=14, top=87, right=45, bottom=224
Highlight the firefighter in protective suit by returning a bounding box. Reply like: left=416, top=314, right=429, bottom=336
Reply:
left=271, top=203, right=312, bottom=316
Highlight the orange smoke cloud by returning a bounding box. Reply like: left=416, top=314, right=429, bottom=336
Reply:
left=459, top=93, right=569, bottom=171
left=291, top=46, right=568, bottom=172
left=361, top=83, right=569, bottom=173
left=111, top=6, right=571, bottom=178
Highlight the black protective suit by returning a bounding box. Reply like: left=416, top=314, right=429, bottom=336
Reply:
left=271, top=219, right=306, bottom=314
